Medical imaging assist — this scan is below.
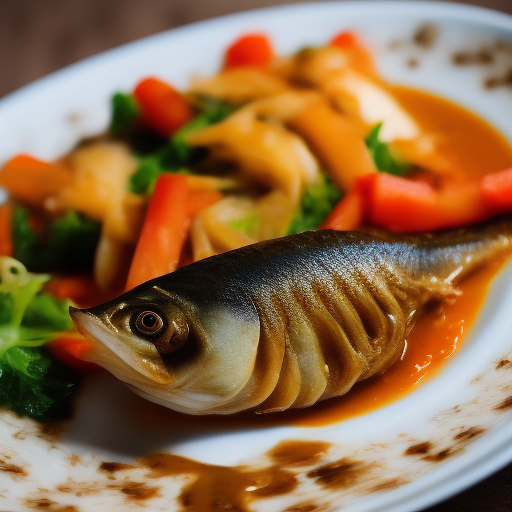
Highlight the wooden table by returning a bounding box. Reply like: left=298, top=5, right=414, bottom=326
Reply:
left=1, top=1, right=511, bottom=511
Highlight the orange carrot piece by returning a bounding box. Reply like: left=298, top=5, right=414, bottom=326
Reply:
left=47, top=334, right=99, bottom=375
left=133, top=78, right=195, bottom=137
left=187, top=189, right=223, bottom=218
left=126, top=174, right=190, bottom=290
left=0, top=202, right=13, bottom=257
left=0, top=155, right=72, bottom=207
left=290, top=101, right=377, bottom=191
left=224, top=33, right=274, bottom=69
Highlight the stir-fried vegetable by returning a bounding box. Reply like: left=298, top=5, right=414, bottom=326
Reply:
left=224, top=34, right=274, bottom=69
left=0, top=257, right=79, bottom=421
left=12, top=207, right=101, bottom=273
left=365, top=123, right=410, bottom=176
left=128, top=97, right=237, bottom=195
left=288, top=176, right=342, bottom=234
left=110, top=92, right=140, bottom=135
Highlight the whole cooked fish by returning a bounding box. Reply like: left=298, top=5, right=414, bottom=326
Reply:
left=71, top=220, right=512, bottom=415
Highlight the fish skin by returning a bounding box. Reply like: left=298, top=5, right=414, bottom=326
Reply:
left=71, top=218, right=512, bottom=415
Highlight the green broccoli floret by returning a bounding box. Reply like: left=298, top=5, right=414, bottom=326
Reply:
left=110, top=93, right=140, bottom=135
left=128, top=97, right=237, bottom=195
left=365, top=123, right=410, bottom=176
left=12, top=207, right=100, bottom=273
left=287, top=176, right=343, bottom=235
left=0, top=257, right=79, bottom=422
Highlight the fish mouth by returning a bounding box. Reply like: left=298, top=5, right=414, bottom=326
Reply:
left=69, top=306, right=172, bottom=385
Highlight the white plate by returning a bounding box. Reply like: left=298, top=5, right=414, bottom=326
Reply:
left=1, top=2, right=512, bottom=511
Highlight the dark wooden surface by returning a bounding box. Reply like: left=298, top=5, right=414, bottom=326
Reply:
left=1, top=1, right=512, bottom=511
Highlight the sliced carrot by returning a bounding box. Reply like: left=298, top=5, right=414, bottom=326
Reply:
left=187, top=189, right=224, bottom=218
left=0, top=202, right=13, bottom=257
left=0, top=155, right=72, bottom=207
left=133, top=78, right=195, bottom=137
left=290, top=100, right=377, bottom=191
left=224, top=33, right=274, bottom=69
left=125, top=174, right=190, bottom=290
left=47, top=334, right=99, bottom=375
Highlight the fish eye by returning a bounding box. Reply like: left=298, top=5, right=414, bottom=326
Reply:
left=134, top=310, right=165, bottom=335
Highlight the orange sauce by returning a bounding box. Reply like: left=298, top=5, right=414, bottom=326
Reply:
left=393, top=86, right=512, bottom=179
left=117, top=87, right=512, bottom=430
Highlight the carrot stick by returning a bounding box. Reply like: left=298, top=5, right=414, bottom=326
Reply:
left=0, top=155, right=72, bottom=207
left=125, top=174, right=190, bottom=290
left=187, top=189, right=223, bottom=218
left=0, top=203, right=13, bottom=257
left=290, top=101, right=377, bottom=191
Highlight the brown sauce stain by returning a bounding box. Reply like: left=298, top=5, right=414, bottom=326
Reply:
left=306, top=458, right=370, bottom=490
left=494, top=395, right=512, bottom=410
left=413, top=23, right=439, bottom=49
left=369, top=478, right=405, bottom=493
left=496, top=359, right=512, bottom=370
left=284, top=503, right=327, bottom=512
left=485, top=68, right=512, bottom=89
left=454, top=427, right=485, bottom=442
left=99, top=461, right=136, bottom=473
left=37, top=422, right=65, bottom=446
left=138, top=452, right=297, bottom=512
left=120, top=481, right=160, bottom=501
left=67, top=454, right=80, bottom=467
left=24, top=499, right=77, bottom=511
left=404, top=442, right=432, bottom=456
left=453, top=49, right=494, bottom=65
left=0, top=458, right=27, bottom=476
left=422, top=447, right=460, bottom=462
left=268, top=440, right=331, bottom=467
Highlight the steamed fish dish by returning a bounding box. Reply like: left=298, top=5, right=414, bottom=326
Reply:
left=2, top=30, right=512, bottom=422
left=71, top=220, right=512, bottom=414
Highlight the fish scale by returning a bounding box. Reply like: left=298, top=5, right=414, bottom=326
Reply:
left=71, top=219, right=512, bottom=415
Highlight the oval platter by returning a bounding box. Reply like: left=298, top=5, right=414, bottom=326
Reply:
left=1, top=2, right=512, bottom=511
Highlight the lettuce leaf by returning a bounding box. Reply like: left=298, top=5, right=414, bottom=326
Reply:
left=0, top=257, right=79, bottom=421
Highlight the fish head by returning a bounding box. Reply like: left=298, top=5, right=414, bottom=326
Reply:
left=70, top=283, right=260, bottom=414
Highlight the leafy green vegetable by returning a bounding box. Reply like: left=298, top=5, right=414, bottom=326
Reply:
left=110, top=93, right=140, bottom=135
left=129, top=97, right=238, bottom=195
left=12, top=207, right=101, bottom=273
left=0, top=257, right=79, bottom=421
left=287, top=176, right=342, bottom=235
left=365, top=123, right=410, bottom=176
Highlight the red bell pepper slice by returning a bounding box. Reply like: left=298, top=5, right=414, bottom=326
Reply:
left=481, top=167, right=512, bottom=215
left=47, top=334, right=99, bottom=375
left=133, top=77, right=195, bottom=137
left=224, top=34, right=274, bottom=69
